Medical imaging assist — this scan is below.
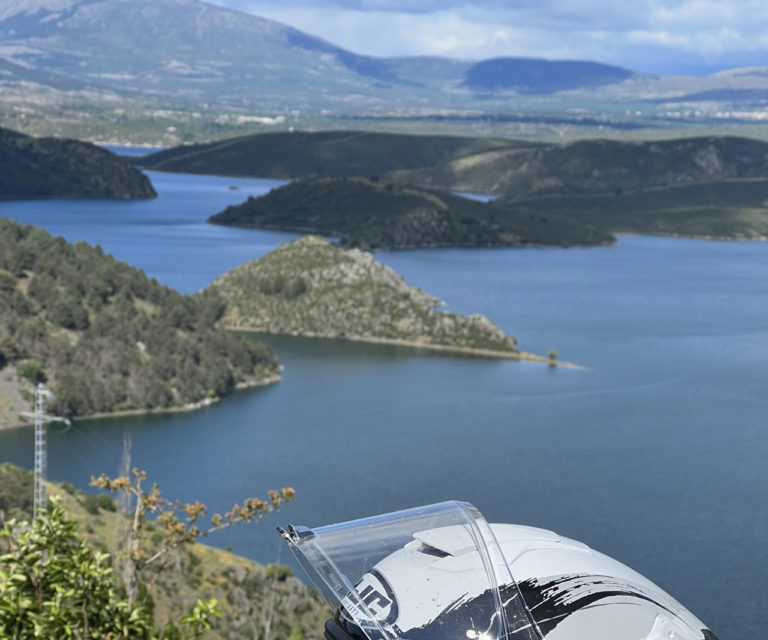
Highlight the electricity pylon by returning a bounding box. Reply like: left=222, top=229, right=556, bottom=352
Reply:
left=21, top=384, right=70, bottom=519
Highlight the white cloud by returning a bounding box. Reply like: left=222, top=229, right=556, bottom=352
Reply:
left=209, top=0, right=768, bottom=73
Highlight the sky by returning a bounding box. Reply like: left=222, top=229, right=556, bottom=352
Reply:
left=209, top=0, right=768, bottom=75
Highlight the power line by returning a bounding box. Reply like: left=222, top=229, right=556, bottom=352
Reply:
left=21, top=384, right=70, bottom=519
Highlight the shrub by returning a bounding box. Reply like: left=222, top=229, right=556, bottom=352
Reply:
left=96, top=493, right=116, bottom=511
left=18, top=359, right=46, bottom=384
left=265, top=564, right=293, bottom=581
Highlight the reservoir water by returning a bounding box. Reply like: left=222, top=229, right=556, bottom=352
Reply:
left=0, top=170, right=766, bottom=639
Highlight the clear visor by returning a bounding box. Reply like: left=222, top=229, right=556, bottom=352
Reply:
left=278, top=501, right=540, bottom=640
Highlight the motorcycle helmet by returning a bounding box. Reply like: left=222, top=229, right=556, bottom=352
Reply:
left=278, top=501, right=717, bottom=640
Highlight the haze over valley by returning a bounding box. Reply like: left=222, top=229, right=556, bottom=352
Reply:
left=4, top=0, right=768, bottom=143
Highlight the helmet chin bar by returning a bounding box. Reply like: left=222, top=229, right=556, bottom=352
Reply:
left=279, top=501, right=716, bottom=640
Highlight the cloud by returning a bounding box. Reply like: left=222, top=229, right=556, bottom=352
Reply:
left=208, top=0, right=768, bottom=74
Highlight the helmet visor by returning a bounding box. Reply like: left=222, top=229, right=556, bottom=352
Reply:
left=278, top=501, right=540, bottom=640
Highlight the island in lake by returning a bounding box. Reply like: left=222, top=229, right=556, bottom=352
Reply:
left=150, top=130, right=768, bottom=244
left=0, top=127, right=156, bottom=200
left=208, top=177, right=610, bottom=250
left=208, top=235, right=554, bottom=362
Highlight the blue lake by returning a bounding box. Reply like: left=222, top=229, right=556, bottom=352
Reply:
left=0, top=169, right=766, bottom=639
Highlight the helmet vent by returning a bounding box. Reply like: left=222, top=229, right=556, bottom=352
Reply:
left=418, top=543, right=450, bottom=558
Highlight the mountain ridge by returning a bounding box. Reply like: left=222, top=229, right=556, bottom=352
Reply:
left=4, top=0, right=768, bottom=142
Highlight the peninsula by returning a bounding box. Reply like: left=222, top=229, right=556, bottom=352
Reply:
left=0, top=127, right=156, bottom=200
left=0, top=219, right=279, bottom=427
left=208, top=177, right=611, bottom=250
left=208, top=236, right=551, bottom=361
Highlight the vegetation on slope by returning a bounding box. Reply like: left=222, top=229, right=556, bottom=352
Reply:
left=509, top=178, right=768, bottom=239
left=0, top=463, right=327, bottom=640
left=397, top=135, right=768, bottom=197
left=208, top=235, right=524, bottom=356
left=0, top=127, right=156, bottom=199
left=0, top=219, right=279, bottom=423
left=153, top=130, right=768, bottom=242
left=142, top=130, right=768, bottom=199
left=140, top=130, right=521, bottom=179
left=208, top=177, right=612, bottom=250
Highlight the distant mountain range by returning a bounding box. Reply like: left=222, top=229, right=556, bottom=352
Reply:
left=0, top=0, right=638, bottom=101
left=3, top=0, right=768, bottom=142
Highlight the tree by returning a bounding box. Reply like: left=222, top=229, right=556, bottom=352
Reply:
left=0, top=498, right=219, bottom=639
left=0, top=469, right=295, bottom=638
left=91, top=469, right=295, bottom=609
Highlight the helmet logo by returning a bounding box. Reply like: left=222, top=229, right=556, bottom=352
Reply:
left=346, top=570, right=399, bottom=626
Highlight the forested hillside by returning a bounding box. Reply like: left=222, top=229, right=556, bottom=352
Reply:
left=0, top=219, right=279, bottom=422
left=208, top=177, right=611, bottom=250
left=0, top=127, right=156, bottom=199
left=140, top=130, right=519, bottom=178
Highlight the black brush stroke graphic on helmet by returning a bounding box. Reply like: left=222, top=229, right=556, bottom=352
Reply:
left=517, top=574, right=695, bottom=637
left=394, top=584, right=537, bottom=640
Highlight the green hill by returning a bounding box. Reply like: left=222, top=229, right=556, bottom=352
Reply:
left=179, top=131, right=768, bottom=243
left=0, top=463, right=327, bottom=640
left=207, top=177, right=612, bottom=250
left=0, top=127, right=156, bottom=199
left=207, top=235, right=553, bottom=360
left=139, top=130, right=520, bottom=179
left=511, top=178, right=768, bottom=240
left=141, top=131, right=768, bottom=200
left=0, top=219, right=279, bottom=425
left=399, top=135, right=768, bottom=198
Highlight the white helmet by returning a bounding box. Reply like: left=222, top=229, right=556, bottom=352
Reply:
left=278, top=501, right=717, bottom=640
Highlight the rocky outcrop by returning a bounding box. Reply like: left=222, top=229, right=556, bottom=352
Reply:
left=209, top=236, right=522, bottom=356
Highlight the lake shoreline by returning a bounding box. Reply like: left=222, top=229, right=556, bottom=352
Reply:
left=613, top=231, right=768, bottom=242
left=209, top=217, right=616, bottom=251
left=0, top=373, right=281, bottom=431
left=228, top=327, right=581, bottom=368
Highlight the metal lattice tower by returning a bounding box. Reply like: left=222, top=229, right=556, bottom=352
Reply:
left=22, top=384, right=69, bottom=519
left=33, top=386, right=48, bottom=518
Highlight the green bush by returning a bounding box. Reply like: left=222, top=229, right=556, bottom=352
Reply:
left=79, top=493, right=102, bottom=515
left=59, top=482, right=76, bottom=495
left=96, top=493, right=116, bottom=512
left=0, top=269, right=15, bottom=293
left=17, top=359, right=46, bottom=384
left=265, top=564, right=293, bottom=582
left=0, top=500, right=220, bottom=639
